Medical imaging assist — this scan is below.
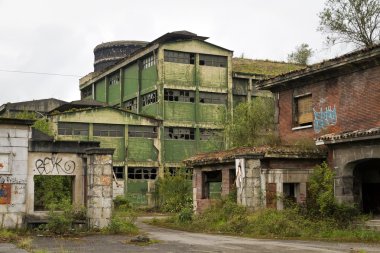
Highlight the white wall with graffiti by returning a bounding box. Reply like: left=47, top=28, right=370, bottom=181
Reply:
left=27, top=152, right=84, bottom=215
left=0, top=123, right=30, bottom=228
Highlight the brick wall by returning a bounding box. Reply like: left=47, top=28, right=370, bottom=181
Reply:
left=277, top=65, right=380, bottom=144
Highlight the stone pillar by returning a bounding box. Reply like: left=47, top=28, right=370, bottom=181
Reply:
left=86, top=148, right=114, bottom=229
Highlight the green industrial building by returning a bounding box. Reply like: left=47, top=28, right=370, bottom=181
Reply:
left=49, top=31, right=302, bottom=205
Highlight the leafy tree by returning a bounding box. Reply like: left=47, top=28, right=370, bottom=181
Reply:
left=14, top=111, right=53, bottom=136
left=287, top=43, right=313, bottom=65
left=319, top=0, right=380, bottom=47
left=225, top=97, right=277, bottom=148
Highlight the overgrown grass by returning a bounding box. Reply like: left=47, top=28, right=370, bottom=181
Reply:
left=150, top=199, right=380, bottom=242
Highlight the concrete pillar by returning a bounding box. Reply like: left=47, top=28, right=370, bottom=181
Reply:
left=86, top=148, right=114, bottom=229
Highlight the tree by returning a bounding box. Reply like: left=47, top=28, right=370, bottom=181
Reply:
left=287, top=43, right=313, bottom=65
left=319, top=0, right=380, bottom=48
left=225, top=97, right=278, bottom=148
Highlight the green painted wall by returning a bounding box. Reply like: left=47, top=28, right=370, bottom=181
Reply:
left=140, top=103, right=158, bottom=117
left=95, top=79, right=106, bottom=102
left=128, top=138, right=158, bottom=162
left=198, top=104, right=226, bottom=123
left=127, top=180, right=148, bottom=206
left=93, top=137, right=125, bottom=162
left=199, top=66, right=227, bottom=88
left=164, top=102, right=195, bottom=121
left=108, top=82, right=120, bottom=105
left=198, top=140, right=223, bottom=153
left=123, top=63, right=139, bottom=100
left=141, top=66, right=157, bottom=93
left=163, top=62, right=195, bottom=86
left=164, top=140, right=197, bottom=162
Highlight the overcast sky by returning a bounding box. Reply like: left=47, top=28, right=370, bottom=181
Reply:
left=0, top=0, right=355, bottom=105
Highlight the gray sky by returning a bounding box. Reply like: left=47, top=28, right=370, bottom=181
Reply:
left=0, top=0, right=354, bottom=105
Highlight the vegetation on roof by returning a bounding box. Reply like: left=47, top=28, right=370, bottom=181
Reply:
left=232, top=57, right=306, bottom=76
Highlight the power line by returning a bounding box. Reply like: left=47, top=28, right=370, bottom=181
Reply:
left=0, top=69, right=82, bottom=77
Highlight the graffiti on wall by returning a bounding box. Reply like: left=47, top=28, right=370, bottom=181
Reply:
left=35, top=156, right=76, bottom=175
left=0, top=184, right=11, bottom=204
left=0, top=176, right=26, bottom=184
left=313, top=105, right=337, bottom=133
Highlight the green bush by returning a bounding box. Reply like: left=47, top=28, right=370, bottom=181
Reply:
left=106, top=215, right=138, bottom=235
left=177, top=207, right=193, bottom=223
left=113, top=195, right=131, bottom=210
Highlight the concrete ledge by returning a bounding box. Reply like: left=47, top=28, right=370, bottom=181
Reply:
left=85, top=148, right=115, bottom=155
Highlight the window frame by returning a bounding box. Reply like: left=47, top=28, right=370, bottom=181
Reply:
left=199, top=92, right=227, bottom=105
left=141, top=91, right=157, bottom=107
left=128, top=125, right=157, bottom=138
left=164, top=89, right=195, bottom=103
left=58, top=122, right=89, bottom=136
left=199, top=54, right=227, bottom=67
left=164, top=127, right=195, bottom=140
left=93, top=124, right=124, bottom=137
left=293, top=93, right=313, bottom=128
left=127, top=167, right=157, bottom=180
left=164, top=50, right=195, bottom=65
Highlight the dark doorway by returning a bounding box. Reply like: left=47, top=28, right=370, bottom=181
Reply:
left=353, top=159, right=380, bottom=214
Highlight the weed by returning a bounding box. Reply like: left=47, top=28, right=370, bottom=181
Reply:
left=17, top=237, right=32, bottom=251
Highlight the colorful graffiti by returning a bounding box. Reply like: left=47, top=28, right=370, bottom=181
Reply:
left=313, top=105, right=337, bottom=133
left=0, top=184, right=11, bottom=204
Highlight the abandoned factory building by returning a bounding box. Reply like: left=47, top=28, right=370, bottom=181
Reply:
left=188, top=44, right=380, bottom=214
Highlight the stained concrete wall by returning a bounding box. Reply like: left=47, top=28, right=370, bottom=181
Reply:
left=0, top=124, right=30, bottom=228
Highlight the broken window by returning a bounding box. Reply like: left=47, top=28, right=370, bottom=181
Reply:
left=164, top=50, right=195, bottom=64
left=199, top=54, right=227, bottom=67
left=128, top=125, right=157, bottom=138
left=199, top=92, right=227, bottom=104
left=93, top=124, right=124, bottom=137
left=203, top=171, right=222, bottom=199
left=142, top=54, right=156, bottom=69
left=283, top=183, right=299, bottom=207
left=200, top=128, right=220, bottom=140
left=34, top=175, right=73, bottom=211
left=164, top=127, right=195, bottom=140
left=141, top=91, right=157, bottom=106
left=294, top=94, right=313, bottom=126
left=108, top=73, right=120, bottom=86
left=113, top=166, right=124, bottom=179
left=164, top=89, right=195, bottom=102
left=123, top=98, right=137, bottom=112
left=166, top=167, right=193, bottom=180
left=58, top=122, right=89, bottom=136
left=127, top=167, right=157, bottom=180
left=81, top=85, right=92, bottom=98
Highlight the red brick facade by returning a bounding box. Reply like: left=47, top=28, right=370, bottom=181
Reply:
left=276, top=65, right=380, bottom=144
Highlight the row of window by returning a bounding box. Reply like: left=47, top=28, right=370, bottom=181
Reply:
left=142, top=54, right=156, bottom=69
left=164, top=50, right=227, bottom=67
left=58, top=123, right=219, bottom=140
left=113, top=167, right=193, bottom=180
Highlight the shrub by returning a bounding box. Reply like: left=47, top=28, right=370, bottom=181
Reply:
left=107, top=215, right=138, bottom=235
left=113, top=195, right=131, bottom=210
left=177, top=207, right=193, bottom=223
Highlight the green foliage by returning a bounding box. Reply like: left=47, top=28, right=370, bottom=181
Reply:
left=106, top=210, right=138, bottom=235
left=156, top=169, right=192, bottom=213
left=13, top=111, right=53, bottom=136
left=177, top=207, right=193, bottom=223
left=113, top=195, right=131, bottom=210
left=319, top=0, right=380, bottom=47
left=287, top=43, right=313, bottom=65
left=225, top=98, right=278, bottom=148
left=34, top=176, right=73, bottom=211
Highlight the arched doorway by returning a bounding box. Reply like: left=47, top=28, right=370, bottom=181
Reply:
left=353, top=159, right=380, bottom=214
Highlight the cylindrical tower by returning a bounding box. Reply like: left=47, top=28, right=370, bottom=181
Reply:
left=93, top=40, right=148, bottom=72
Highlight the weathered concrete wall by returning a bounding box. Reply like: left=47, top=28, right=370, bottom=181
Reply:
left=26, top=152, right=84, bottom=216
left=237, top=159, right=263, bottom=209
left=0, top=124, right=30, bottom=228
left=86, top=148, right=114, bottom=229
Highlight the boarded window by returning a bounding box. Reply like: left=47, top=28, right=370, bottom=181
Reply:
left=113, top=166, right=124, bottom=179
left=295, top=95, right=313, bottom=126
left=142, top=54, right=156, bottom=69
left=141, top=91, right=157, bottom=106
left=199, top=92, right=227, bottom=104
left=93, top=124, right=124, bottom=137
left=108, top=73, right=120, bottom=86
left=199, top=54, right=227, bottom=67
left=81, top=85, right=92, bottom=98
left=266, top=183, right=277, bottom=209
left=164, top=127, right=195, bottom=140
left=128, top=125, right=157, bottom=138
left=124, top=98, right=137, bottom=112
left=58, top=122, right=89, bottom=136
left=127, top=167, right=157, bottom=180
left=164, top=50, right=195, bottom=64
left=164, top=89, right=195, bottom=102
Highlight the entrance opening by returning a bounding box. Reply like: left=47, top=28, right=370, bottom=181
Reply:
left=202, top=170, right=222, bottom=199
left=353, top=159, right=380, bottom=214
left=34, top=175, right=74, bottom=211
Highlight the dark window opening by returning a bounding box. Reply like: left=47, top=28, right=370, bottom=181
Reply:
left=124, top=98, right=137, bottom=112
left=164, top=50, right=195, bottom=64
left=283, top=183, right=298, bottom=206
left=109, top=73, right=120, bottom=86
left=113, top=167, right=124, bottom=179
left=199, top=92, right=227, bottom=104
left=93, top=124, right=124, bottom=137
left=164, top=127, right=195, bottom=140
left=127, top=167, right=157, bottom=180
left=199, top=54, right=227, bottom=67
left=34, top=175, right=73, bottom=211
left=166, top=167, right=193, bottom=180
left=142, top=54, right=156, bottom=69
left=294, top=94, right=312, bottom=126
left=203, top=170, right=222, bottom=199
left=58, top=122, right=89, bottom=136
left=128, top=125, right=157, bottom=138
left=164, top=89, right=195, bottom=102
left=81, top=85, right=92, bottom=98
left=142, top=91, right=157, bottom=106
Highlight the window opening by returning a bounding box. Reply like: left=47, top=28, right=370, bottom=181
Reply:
left=58, top=122, right=89, bottom=136
left=124, top=98, right=137, bottom=112
left=164, top=50, right=195, bottom=64
left=199, top=54, right=227, bottom=67
left=199, top=92, right=227, bottom=104
left=93, top=124, right=124, bottom=137
left=141, top=91, right=157, bottom=106
left=164, top=89, right=195, bottom=102
left=81, top=85, right=92, bottom=98
left=200, top=128, right=220, bottom=140
left=109, top=73, right=120, bottom=86
left=203, top=171, right=222, bottom=199
left=113, top=166, right=124, bottom=179
left=127, top=167, right=157, bottom=180
left=128, top=125, right=157, bottom=138
left=142, top=54, right=156, bottom=69
left=294, top=94, right=312, bottom=126
left=164, top=127, right=195, bottom=140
